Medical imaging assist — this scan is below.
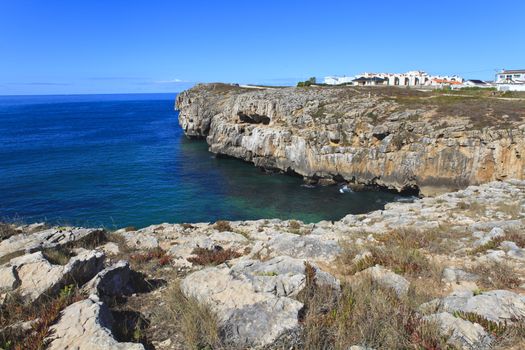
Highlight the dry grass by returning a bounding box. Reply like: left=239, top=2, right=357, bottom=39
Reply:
left=377, top=226, right=463, bottom=255
left=470, top=228, right=525, bottom=255
left=288, top=220, right=305, bottom=235
left=339, top=243, right=431, bottom=278
left=469, top=262, right=522, bottom=290
left=297, top=265, right=448, bottom=349
left=0, top=223, right=20, bottom=241
left=494, top=201, right=522, bottom=219
left=187, top=247, right=241, bottom=266
left=456, top=201, right=487, bottom=217
left=42, top=247, right=74, bottom=265
left=453, top=310, right=525, bottom=347
left=181, top=223, right=195, bottom=230
left=214, top=220, right=232, bottom=232
left=0, top=285, right=83, bottom=350
left=163, top=282, right=223, bottom=350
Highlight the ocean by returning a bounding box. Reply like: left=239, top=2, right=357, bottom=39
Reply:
left=0, top=93, right=404, bottom=229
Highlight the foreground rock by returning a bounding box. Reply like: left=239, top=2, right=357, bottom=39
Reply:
left=1, top=249, right=104, bottom=302
left=46, top=295, right=145, bottom=350
left=424, top=312, right=493, bottom=349
left=181, top=256, right=339, bottom=347
left=424, top=290, right=525, bottom=324
left=0, top=226, right=104, bottom=261
left=176, top=83, right=525, bottom=195
left=1, top=179, right=525, bottom=348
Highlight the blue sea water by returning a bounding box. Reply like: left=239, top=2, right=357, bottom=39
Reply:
left=0, top=93, right=403, bottom=229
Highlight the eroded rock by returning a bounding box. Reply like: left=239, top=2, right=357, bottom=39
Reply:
left=46, top=295, right=145, bottom=350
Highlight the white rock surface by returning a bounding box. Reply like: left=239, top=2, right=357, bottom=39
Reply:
left=424, top=312, right=492, bottom=349
left=46, top=295, right=145, bottom=350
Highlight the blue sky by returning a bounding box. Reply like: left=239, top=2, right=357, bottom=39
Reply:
left=1, top=0, right=523, bottom=95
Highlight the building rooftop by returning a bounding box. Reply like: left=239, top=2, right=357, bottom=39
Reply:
left=501, top=69, right=525, bottom=74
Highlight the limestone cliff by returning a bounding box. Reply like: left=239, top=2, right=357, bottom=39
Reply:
left=176, top=83, right=525, bottom=195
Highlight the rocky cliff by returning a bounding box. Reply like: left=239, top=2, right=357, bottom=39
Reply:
left=176, top=83, right=525, bottom=195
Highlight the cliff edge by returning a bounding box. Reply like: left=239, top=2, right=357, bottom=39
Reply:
left=176, top=83, right=525, bottom=195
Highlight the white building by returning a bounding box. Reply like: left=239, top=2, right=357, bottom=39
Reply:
left=495, top=69, right=525, bottom=91
left=325, top=71, right=463, bottom=87
left=495, top=69, right=525, bottom=84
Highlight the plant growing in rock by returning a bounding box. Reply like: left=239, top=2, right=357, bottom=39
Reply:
left=187, top=247, right=241, bottom=266
left=0, top=285, right=84, bottom=350
left=214, top=220, right=232, bottom=232
left=163, top=282, right=223, bottom=350
left=42, top=247, right=74, bottom=265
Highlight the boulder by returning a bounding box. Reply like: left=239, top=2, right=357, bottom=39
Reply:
left=181, top=256, right=339, bottom=347
left=360, top=265, right=410, bottom=297
left=5, top=250, right=104, bottom=302
left=424, top=312, right=492, bottom=349
left=429, top=290, right=525, bottom=324
left=46, top=295, right=144, bottom=350
left=0, top=266, right=19, bottom=293
left=82, top=260, right=134, bottom=297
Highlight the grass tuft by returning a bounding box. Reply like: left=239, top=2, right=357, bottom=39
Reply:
left=162, top=282, right=223, bottom=350
left=214, top=220, right=232, bottom=232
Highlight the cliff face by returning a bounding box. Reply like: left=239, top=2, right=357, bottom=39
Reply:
left=176, top=83, right=525, bottom=195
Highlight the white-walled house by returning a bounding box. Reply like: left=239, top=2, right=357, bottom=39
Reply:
left=495, top=69, right=525, bottom=91
left=496, top=69, right=525, bottom=84
left=324, top=71, right=463, bottom=87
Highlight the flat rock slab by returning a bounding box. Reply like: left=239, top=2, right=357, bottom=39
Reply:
left=266, top=233, right=341, bottom=262
left=430, top=290, right=525, bottom=324
left=0, top=227, right=104, bottom=261
left=46, top=295, right=144, bottom=350
left=181, top=255, right=339, bottom=347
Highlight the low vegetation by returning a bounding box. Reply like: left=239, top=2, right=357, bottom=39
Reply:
left=130, top=247, right=172, bottom=267
left=297, top=77, right=316, bottom=87
left=470, top=227, right=525, bottom=255
left=469, top=262, right=521, bottom=289
left=214, top=220, right=232, bottom=232
left=187, top=247, right=241, bottom=266
left=0, top=285, right=83, bottom=350
left=163, top=282, right=223, bottom=350
left=297, top=263, right=448, bottom=349
left=42, top=247, right=75, bottom=265
left=0, top=223, right=19, bottom=242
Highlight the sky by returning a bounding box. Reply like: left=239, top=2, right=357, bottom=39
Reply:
left=0, top=0, right=524, bottom=95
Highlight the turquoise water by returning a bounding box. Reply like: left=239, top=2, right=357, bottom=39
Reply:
left=0, top=94, right=403, bottom=229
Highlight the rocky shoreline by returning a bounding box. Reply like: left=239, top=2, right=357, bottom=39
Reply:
left=1, top=179, right=525, bottom=349
left=176, top=83, right=525, bottom=196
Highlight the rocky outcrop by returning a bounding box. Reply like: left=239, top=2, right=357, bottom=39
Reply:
left=423, top=312, right=493, bottom=349
left=181, top=256, right=339, bottom=347
left=1, top=249, right=104, bottom=302
left=176, top=83, right=525, bottom=195
left=0, top=226, right=104, bottom=262
left=47, top=295, right=145, bottom=350
left=2, top=179, right=525, bottom=348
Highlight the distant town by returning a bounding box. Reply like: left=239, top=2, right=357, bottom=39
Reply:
left=323, top=69, right=525, bottom=91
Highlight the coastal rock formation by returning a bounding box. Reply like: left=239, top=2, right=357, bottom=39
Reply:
left=47, top=295, right=145, bottom=350
left=176, top=83, right=525, bottom=195
left=1, top=180, right=525, bottom=348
